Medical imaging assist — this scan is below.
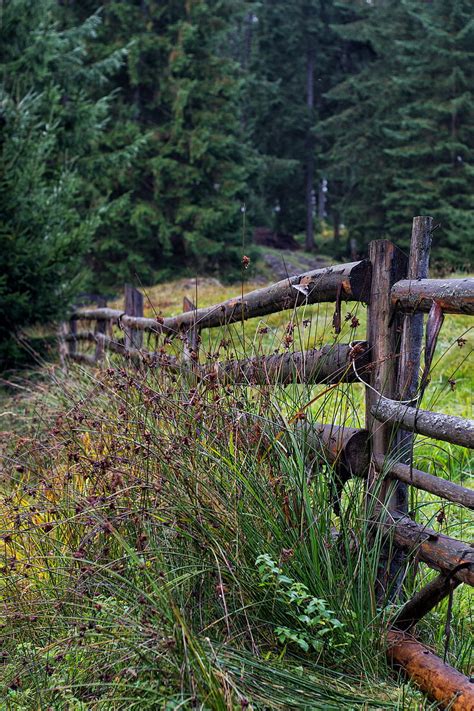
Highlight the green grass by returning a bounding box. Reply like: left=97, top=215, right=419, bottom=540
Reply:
left=0, top=275, right=472, bottom=708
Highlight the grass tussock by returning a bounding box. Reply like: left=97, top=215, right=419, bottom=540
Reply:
left=0, top=279, right=472, bottom=709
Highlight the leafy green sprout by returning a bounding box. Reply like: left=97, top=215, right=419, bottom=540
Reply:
left=256, top=554, right=353, bottom=654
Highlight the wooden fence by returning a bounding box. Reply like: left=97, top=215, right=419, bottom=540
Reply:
left=61, top=217, right=474, bottom=709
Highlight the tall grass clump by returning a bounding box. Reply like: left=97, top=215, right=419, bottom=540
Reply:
left=1, top=292, right=471, bottom=708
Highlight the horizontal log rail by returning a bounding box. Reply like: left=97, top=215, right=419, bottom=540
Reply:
left=206, top=342, right=370, bottom=385
left=371, top=396, right=474, bottom=449
left=67, top=333, right=371, bottom=386
left=392, top=573, right=461, bottom=632
left=72, top=260, right=371, bottom=336
left=386, top=630, right=474, bottom=709
left=386, top=514, right=474, bottom=586
left=373, top=456, right=474, bottom=509
left=391, top=277, right=474, bottom=315
left=308, top=423, right=369, bottom=478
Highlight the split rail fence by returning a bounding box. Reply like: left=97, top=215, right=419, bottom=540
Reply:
left=62, top=217, right=474, bottom=709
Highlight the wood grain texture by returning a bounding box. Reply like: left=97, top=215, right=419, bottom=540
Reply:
left=387, top=630, right=474, bottom=709
left=374, top=456, right=474, bottom=509
left=73, top=260, right=372, bottom=336
left=371, top=396, right=474, bottom=449
left=391, top=277, right=474, bottom=315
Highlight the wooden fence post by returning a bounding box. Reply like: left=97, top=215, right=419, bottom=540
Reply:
left=365, top=240, right=408, bottom=596
left=182, top=296, right=199, bottom=366
left=68, top=316, right=77, bottom=358
left=94, top=296, right=108, bottom=362
left=393, top=215, right=433, bottom=487
left=124, top=285, right=144, bottom=350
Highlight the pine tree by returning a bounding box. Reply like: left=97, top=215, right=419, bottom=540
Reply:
left=323, top=0, right=473, bottom=266
left=322, top=1, right=408, bottom=252
left=248, top=0, right=361, bottom=250
left=383, top=0, right=474, bottom=266
left=0, top=0, right=118, bottom=364
left=152, top=0, right=251, bottom=274
left=60, top=0, right=254, bottom=283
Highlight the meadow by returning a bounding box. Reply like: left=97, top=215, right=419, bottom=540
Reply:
left=0, top=274, right=472, bottom=709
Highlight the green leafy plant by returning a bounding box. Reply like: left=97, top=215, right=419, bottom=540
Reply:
left=256, top=554, right=353, bottom=654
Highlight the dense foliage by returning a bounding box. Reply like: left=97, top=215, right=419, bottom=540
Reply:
left=1, top=0, right=473, bottom=361
left=0, top=0, right=127, bottom=364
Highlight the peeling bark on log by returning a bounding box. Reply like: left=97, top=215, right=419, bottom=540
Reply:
left=64, top=334, right=369, bottom=386
left=374, top=456, right=474, bottom=509
left=387, top=630, right=474, bottom=709
left=215, top=342, right=370, bottom=385
left=73, top=260, right=372, bottom=336
left=371, top=396, right=474, bottom=449
left=393, top=573, right=461, bottom=632
left=386, top=515, right=474, bottom=586
left=391, top=278, right=474, bottom=315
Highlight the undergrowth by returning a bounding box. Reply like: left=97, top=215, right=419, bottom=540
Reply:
left=0, top=278, right=472, bottom=709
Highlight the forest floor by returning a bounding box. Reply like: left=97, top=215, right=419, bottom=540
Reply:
left=0, top=261, right=472, bottom=709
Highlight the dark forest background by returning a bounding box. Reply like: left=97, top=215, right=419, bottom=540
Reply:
left=1, top=0, right=473, bottom=361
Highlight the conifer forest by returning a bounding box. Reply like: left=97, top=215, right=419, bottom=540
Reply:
left=0, top=1, right=473, bottom=709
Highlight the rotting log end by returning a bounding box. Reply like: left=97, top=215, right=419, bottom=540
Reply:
left=348, top=258, right=372, bottom=303
left=387, top=630, right=474, bottom=710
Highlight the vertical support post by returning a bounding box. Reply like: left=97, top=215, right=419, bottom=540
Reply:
left=182, top=296, right=199, bottom=366
left=58, top=322, right=69, bottom=370
left=390, top=217, right=432, bottom=592
left=124, top=285, right=144, bottom=350
left=94, top=296, right=107, bottom=362
left=395, top=218, right=433, bottom=462
left=365, top=240, right=408, bottom=596
left=68, top=316, right=77, bottom=358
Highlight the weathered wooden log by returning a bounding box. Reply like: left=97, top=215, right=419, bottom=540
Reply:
left=392, top=573, right=461, bottom=632
left=374, top=456, right=474, bottom=509
left=365, top=241, right=407, bottom=474
left=387, top=630, right=474, bottom=709
left=182, top=296, right=199, bottom=366
left=386, top=515, right=474, bottom=586
left=63, top=334, right=370, bottom=386
left=371, top=396, right=474, bottom=449
left=68, top=353, right=97, bottom=366
left=365, top=240, right=408, bottom=596
left=94, top=296, right=107, bottom=361
left=391, top=277, right=474, bottom=315
left=65, top=331, right=96, bottom=342
left=394, top=217, right=433, bottom=523
left=124, top=285, right=144, bottom=349
left=68, top=316, right=77, bottom=357
left=215, top=342, right=370, bottom=385
left=72, top=307, right=123, bottom=322
left=73, top=260, right=372, bottom=336
left=307, top=423, right=370, bottom=477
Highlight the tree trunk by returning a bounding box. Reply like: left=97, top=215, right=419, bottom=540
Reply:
left=305, top=46, right=315, bottom=251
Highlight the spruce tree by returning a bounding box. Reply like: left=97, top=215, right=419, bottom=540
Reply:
left=323, top=0, right=473, bottom=266
left=0, top=0, right=118, bottom=364
left=383, top=0, right=474, bottom=266
left=60, top=0, right=254, bottom=283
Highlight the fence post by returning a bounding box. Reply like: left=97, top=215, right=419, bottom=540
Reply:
left=365, top=240, right=408, bottom=597
left=395, top=218, right=433, bottom=464
left=182, top=296, right=199, bottom=366
left=94, top=296, right=108, bottom=362
left=124, top=285, right=144, bottom=350
left=68, top=316, right=77, bottom=358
